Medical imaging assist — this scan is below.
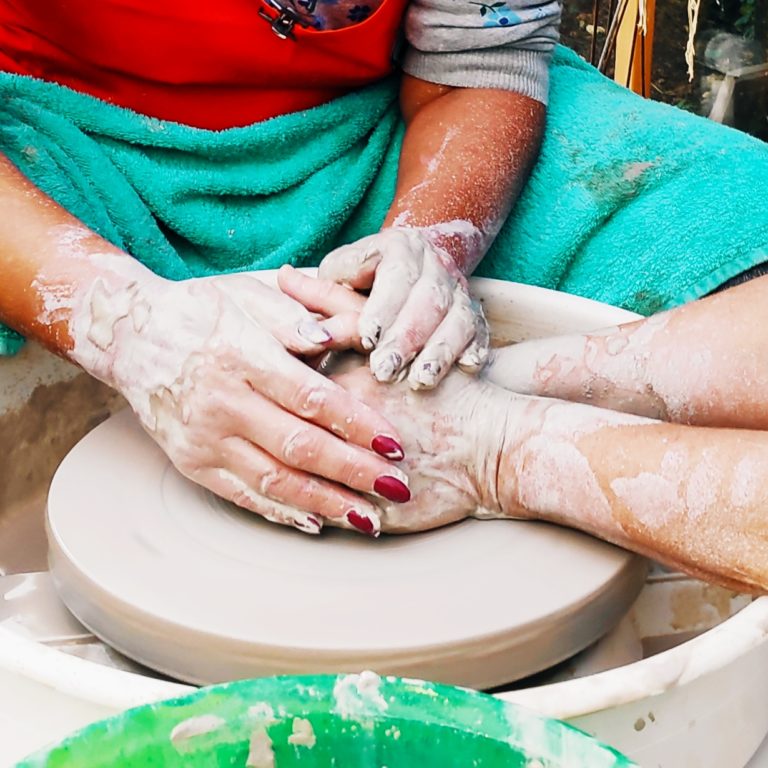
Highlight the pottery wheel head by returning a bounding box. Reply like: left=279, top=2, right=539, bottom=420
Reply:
left=47, top=410, right=646, bottom=686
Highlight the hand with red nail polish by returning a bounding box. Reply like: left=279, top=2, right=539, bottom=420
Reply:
left=327, top=353, right=514, bottom=533
left=75, top=268, right=408, bottom=539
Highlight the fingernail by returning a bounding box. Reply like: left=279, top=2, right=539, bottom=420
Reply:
left=294, top=514, right=322, bottom=535
left=361, top=323, right=382, bottom=351
left=459, top=350, right=483, bottom=370
left=372, top=351, right=402, bottom=382
left=345, top=509, right=381, bottom=537
left=374, top=475, right=411, bottom=503
left=298, top=319, right=332, bottom=345
left=372, top=435, right=405, bottom=461
left=415, top=361, right=440, bottom=387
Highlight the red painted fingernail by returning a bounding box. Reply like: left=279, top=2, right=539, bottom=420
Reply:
left=294, top=514, right=322, bottom=535
left=374, top=475, right=411, bottom=503
left=345, top=509, right=380, bottom=537
left=372, top=435, right=405, bottom=461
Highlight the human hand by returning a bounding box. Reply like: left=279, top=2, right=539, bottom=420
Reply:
left=278, top=266, right=530, bottom=532
left=327, top=355, right=532, bottom=532
left=318, top=227, right=490, bottom=389
left=69, top=270, right=412, bottom=536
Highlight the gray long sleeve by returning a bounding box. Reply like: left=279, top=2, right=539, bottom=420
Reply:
left=403, top=0, right=562, bottom=104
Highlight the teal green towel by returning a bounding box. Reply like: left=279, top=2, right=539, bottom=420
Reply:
left=2, top=45, right=768, bottom=356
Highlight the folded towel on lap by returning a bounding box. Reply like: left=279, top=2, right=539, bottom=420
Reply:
left=2, top=45, right=767, bottom=355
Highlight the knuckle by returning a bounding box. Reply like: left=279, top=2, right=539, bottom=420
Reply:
left=338, top=450, right=367, bottom=488
left=432, top=283, right=453, bottom=312
left=449, top=310, right=479, bottom=347
left=230, top=489, right=258, bottom=512
left=395, top=327, right=422, bottom=351
left=172, top=444, right=206, bottom=478
left=317, top=261, right=334, bottom=278
left=299, top=478, right=332, bottom=511
left=258, top=505, right=292, bottom=527
left=208, top=388, right=241, bottom=417
left=258, top=469, right=285, bottom=499
left=280, top=427, right=319, bottom=465
left=433, top=248, right=462, bottom=278
left=407, top=326, right=426, bottom=347
left=386, top=229, right=410, bottom=247
left=174, top=455, right=198, bottom=480
left=292, top=382, right=330, bottom=418
left=431, top=340, right=454, bottom=363
left=453, top=286, right=474, bottom=311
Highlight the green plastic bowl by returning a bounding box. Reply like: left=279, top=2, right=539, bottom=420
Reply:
left=17, top=673, right=636, bottom=767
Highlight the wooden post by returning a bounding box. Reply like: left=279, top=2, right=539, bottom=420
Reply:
left=614, top=0, right=656, bottom=97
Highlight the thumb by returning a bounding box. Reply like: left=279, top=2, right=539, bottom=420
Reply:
left=318, top=237, right=382, bottom=289
left=278, top=264, right=365, bottom=316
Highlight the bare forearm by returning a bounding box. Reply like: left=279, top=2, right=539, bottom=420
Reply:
left=385, top=77, right=545, bottom=273
left=0, top=154, right=149, bottom=354
left=487, top=278, right=768, bottom=429
left=494, top=394, right=768, bottom=592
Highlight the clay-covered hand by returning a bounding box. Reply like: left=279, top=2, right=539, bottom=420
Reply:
left=278, top=266, right=501, bottom=530
left=278, top=267, right=546, bottom=533
left=318, top=227, right=490, bottom=389
left=68, top=270, right=411, bottom=537
left=327, top=356, right=530, bottom=532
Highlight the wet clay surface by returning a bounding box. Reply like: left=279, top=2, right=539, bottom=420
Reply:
left=0, top=372, right=124, bottom=575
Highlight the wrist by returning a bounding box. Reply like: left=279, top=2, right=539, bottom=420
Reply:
left=66, top=259, right=164, bottom=388
left=494, top=398, right=601, bottom=523
left=380, top=220, right=487, bottom=276
left=467, top=384, right=535, bottom=520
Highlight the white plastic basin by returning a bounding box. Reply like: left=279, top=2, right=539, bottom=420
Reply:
left=1, top=275, right=766, bottom=766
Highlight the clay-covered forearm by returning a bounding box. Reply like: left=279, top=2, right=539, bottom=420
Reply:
left=486, top=277, right=768, bottom=430
left=0, top=153, right=150, bottom=354
left=495, top=395, right=768, bottom=593
left=384, top=77, right=545, bottom=273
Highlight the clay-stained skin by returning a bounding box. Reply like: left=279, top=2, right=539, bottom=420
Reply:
left=610, top=450, right=689, bottom=529
left=507, top=401, right=651, bottom=532
left=33, top=225, right=406, bottom=536
left=330, top=355, right=645, bottom=534
left=576, top=426, right=768, bottom=592
left=731, top=455, right=761, bottom=508
left=319, top=226, right=490, bottom=389
left=485, top=283, right=768, bottom=433
left=608, top=445, right=724, bottom=532
left=327, top=355, right=505, bottom=532
left=485, top=313, right=676, bottom=418
left=333, top=355, right=768, bottom=591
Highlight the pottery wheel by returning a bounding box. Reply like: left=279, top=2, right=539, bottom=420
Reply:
left=47, top=409, right=647, bottom=688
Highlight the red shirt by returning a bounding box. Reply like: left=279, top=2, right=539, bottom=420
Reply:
left=0, top=0, right=407, bottom=130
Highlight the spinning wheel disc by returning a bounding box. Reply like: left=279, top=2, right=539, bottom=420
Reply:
left=47, top=410, right=646, bottom=686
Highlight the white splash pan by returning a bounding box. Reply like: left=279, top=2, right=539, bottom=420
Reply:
left=1, top=275, right=768, bottom=767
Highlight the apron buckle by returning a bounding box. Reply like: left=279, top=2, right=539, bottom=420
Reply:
left=258, top=0, right=311, bottom=40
